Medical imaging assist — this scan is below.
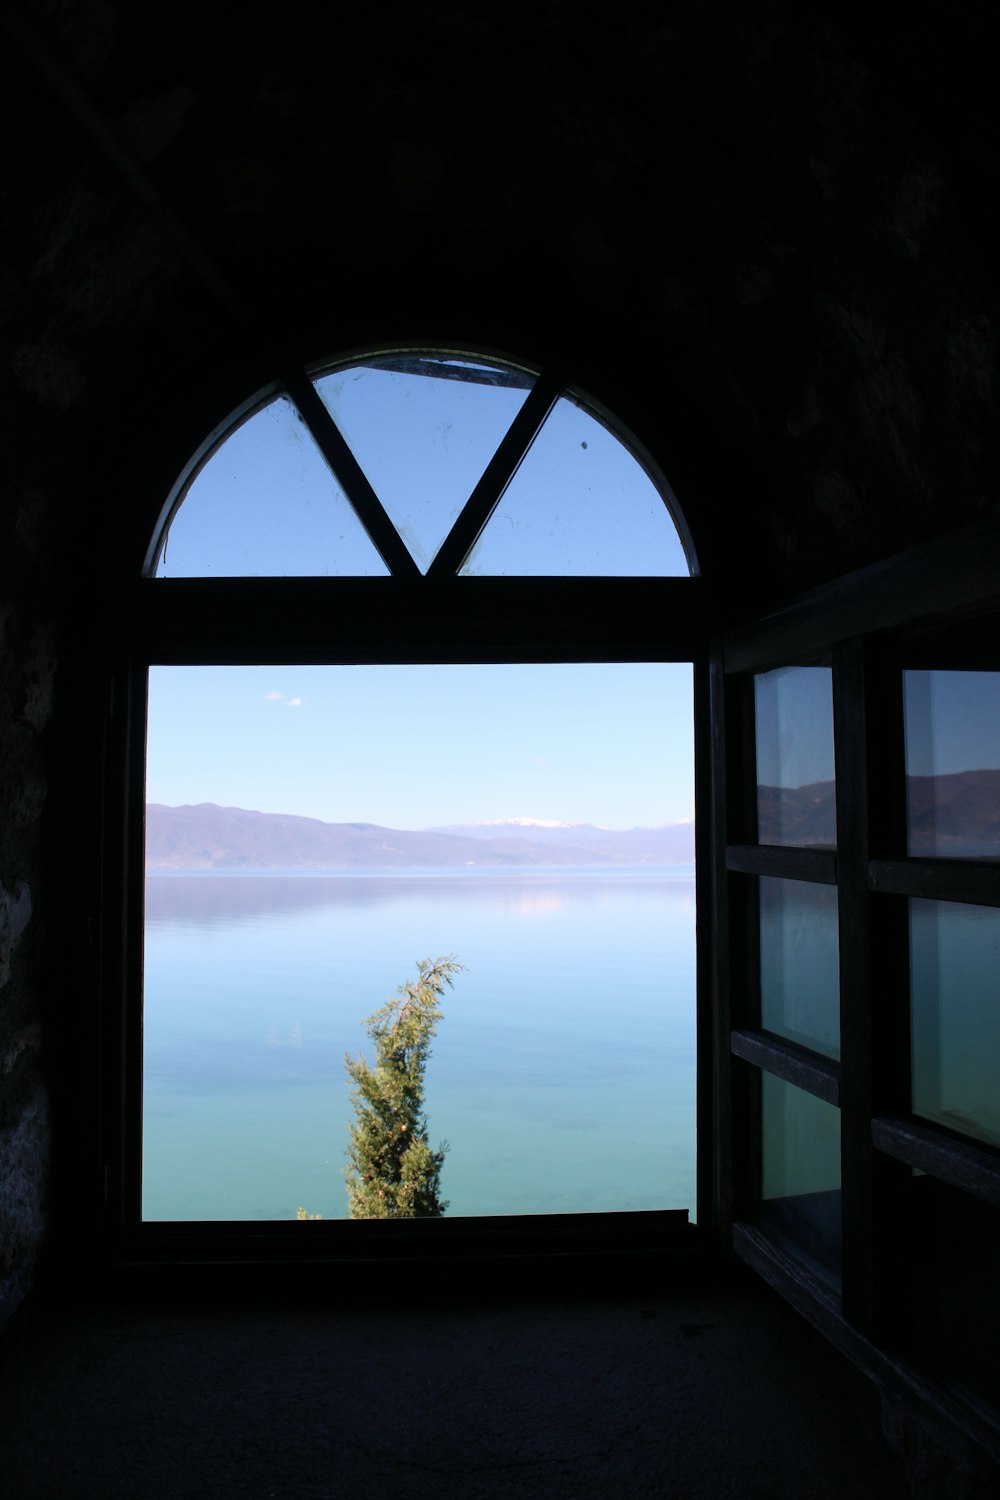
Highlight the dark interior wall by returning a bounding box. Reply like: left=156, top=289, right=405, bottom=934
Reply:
left=0, top=0, right=997, bottom=1311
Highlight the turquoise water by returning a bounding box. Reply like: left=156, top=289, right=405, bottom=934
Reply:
left=142, top=869, right=697, bottom=1220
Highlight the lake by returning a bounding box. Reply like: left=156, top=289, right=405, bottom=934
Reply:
left=142, top=868, right=697, bottom=1221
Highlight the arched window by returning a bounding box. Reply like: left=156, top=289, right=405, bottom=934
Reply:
left=117, top=347, right=706, bottom=1253
left=146, top=352, right=694, bottom=581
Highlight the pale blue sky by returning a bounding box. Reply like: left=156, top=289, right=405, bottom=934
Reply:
left=146, top=662, right=695, bottom=829
left=150, top=358, right=695, bottom=828
left=755, top=667, right=835, bottom=790
left=904, top=670, right=1000, bottom=777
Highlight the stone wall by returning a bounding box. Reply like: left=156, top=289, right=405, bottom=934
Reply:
left=0, top=496, right=55, bottom=1323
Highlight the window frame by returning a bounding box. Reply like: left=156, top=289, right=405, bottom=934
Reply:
left=712, top=518, right=1000, bottom=1438
left=99, top=350, right=711, bottom=1269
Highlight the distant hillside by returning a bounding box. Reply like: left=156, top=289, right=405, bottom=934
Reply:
left=145, top=804, right=697, bottom=871
left=146, top=770, right=1000, bottom=870
left=757, top=770, right=1000, bottom=852
left=907, top=769, right=1000, bottom=853
left=431, top=819, right=696, bottom=864
left=757, top=781, right=837, bottom=847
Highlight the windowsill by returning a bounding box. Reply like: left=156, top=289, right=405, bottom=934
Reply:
left=80, top=1210, right=719, bottom=1310
left=120, top=1206, right=691, bottom=1255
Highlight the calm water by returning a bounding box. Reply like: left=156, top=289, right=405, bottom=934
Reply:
left=142, top=869, right=697, bottom=1220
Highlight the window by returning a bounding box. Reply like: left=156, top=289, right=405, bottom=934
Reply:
left=148, top=353, right=692, bottom=581
left=142, top=661, right=696, bottom=1222
left=717, top=587, right=1000, bottom=1431
left=724, top=659, right=844, bottom=1288
left=111, top=347, right=705, bottom=1254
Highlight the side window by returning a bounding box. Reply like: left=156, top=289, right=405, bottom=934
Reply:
left=730, top=661, right=843, bottom=1287
left=719, top=628, right=1000, bottom=1427
left=130, top=348, right=702, bottom=1233
left=902, top=669, right=1000, bottom=1150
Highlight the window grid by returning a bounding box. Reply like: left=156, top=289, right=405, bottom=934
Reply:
left=721, top=627, right=1000, bottom=1369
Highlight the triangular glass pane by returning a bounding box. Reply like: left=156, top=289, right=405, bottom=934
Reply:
left=461, top=396, right=689, bottom=576
left=156, top=395, right=389, bottom=577
left=314, top=356, right=534, bottom=573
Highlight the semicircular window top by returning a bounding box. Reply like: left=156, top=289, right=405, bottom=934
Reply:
left=152, top=351, right=694, bottom=579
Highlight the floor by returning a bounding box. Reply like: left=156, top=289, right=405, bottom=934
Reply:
left=0, top=1265, right=915, bottom=1499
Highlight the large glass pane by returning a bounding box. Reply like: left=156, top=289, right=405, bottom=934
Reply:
left=755, top=666, right=836, bottom=846
left=157, top=396, right=389, bottom=577
left=314, top=356, right=533, bottom=573
left=910, top=1173, right=1000, bottom=1418
left=142, top=662, right=697, bottom=1221
left=904, top=669, right=1000, bottom=857
left=910, top=899, right=1000, bottom=1148
left=757, top=1073, right=841, bottom=1283
left=759, top=877, right=840, bottom=1058
left=461, top=395, right=689, bottom=576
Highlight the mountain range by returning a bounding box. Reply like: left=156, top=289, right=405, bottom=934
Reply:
left=758, top=768, right=1000, bottom=851
left=145, top=804, right=696, bottom=871
left=145, top=768, right=1000, bottom=870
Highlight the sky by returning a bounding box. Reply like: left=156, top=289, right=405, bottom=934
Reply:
left=149, top=357, right=695, bottom=828
left=903, top=669, right=1000, bottom=777
left=755, top=666, right=835, bottom=789
left=146, top=662, right=695, bottom=829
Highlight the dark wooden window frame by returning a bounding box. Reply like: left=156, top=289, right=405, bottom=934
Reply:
left=100, top=350, right=713, bottom=1272
left=713, top=517, right=1000, bottom=1448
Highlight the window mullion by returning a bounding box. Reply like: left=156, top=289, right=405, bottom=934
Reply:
left=725, top=845, right=837, bottom=883
left=708, top=645, right=734, bottom=1233
left=833, top=638, right=877, bottom=1331
left=426, top=370, right=563, bottom=579
left=834, top=637, right=911, bottom=1341
left=870, top=858, right=1000, bottom=908
left=731, top=1029, right=840, bottom=1105
left=715, top=665, right=759, bottom=1230
left=131, top=577, right=703, bottom=664
left=284, top=371, right=421, bottom=580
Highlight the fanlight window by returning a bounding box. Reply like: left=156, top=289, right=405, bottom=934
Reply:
left=150, top=352, right=693, bottom=579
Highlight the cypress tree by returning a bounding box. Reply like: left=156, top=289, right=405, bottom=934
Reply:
left=344, top=955, right=463, bottom=1218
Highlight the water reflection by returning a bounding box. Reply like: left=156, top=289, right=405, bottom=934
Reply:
left=146, top=869, right=696, bottom=929
left=759, top=877, right=840, bottom=1059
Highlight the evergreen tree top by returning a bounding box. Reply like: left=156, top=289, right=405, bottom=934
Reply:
left=344, top=955, right=465, bottom=1220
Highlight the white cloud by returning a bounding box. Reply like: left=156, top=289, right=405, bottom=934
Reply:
left=265, top=691, right=283, bottom=701
left=287, top=697, right=303, bottom=707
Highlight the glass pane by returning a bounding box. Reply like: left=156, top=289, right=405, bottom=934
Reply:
left=904, top=669, right=1000, bottom=857
left=461, top=395, right=689, bottom=576
left=757, top=1073, right=841, bottom=1283
left=759, top=878, right=840, bottom=1058
left=314, top=356, right=533, bottom=573
left=157, top=396, right=389, bottom=577
left=910, top=899, right=1000, bottom=1148
left=142, top=662, right=697, bottom=1221
left=755, top=666, right=836, bottom=847
left=910, top=1172, right=1000, bottom=1417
